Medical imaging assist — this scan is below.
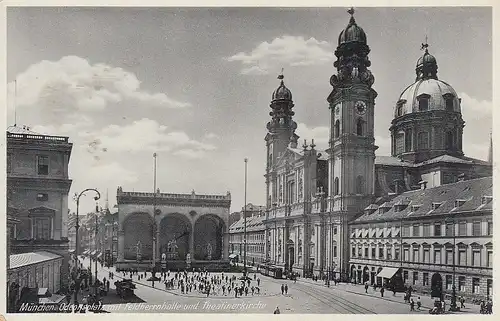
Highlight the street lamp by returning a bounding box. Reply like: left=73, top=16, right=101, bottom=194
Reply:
left=151, top=152, right=159, bottom=287
left=244, top=157, right=248, bottom=276
left=73, top=188, right=101, bottom=309
left=449, top=215, right=460, bottom=311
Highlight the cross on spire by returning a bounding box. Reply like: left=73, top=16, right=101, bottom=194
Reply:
left=278, top=68, right=284, bottom=80
left=421, top=35, right=429, bottom=52
left=347, top=7, right=355, bottom=16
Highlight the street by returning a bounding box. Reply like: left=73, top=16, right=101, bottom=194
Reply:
left=76, top=256, right=476, bottom=314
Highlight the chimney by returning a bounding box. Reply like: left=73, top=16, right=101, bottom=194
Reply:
left=418, top=180, right=427, bottom=190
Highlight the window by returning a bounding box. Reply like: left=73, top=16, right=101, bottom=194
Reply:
left=412, top=224, right=420, bottom=237
left=33, top=217, right=51, bottom=240
left=356, top=118, right=364, bottom=136
left=417, top=132, right=429, bottom=150
left=364, top=248, right=369, bottom=258
left=404, top=248, right=410, bottom=261
left=357, top=246, right=362, bottom=257
left=412, top=272, right=418, bottom=285
left=333, top=226, right=338, bottom=235
left=446, top=131, right=454, bottom=150
left=7, top=154, right=12, bottom=173
left=379, top=248, right=384, bottom=259
left=423, top=273, right=429, bottom=286
left=434, top=249, right=441, bottom=264
left=458, top=221, right=467, bottom=236
left=403, top=270, right=408, bottom=282
left=446, top=249, right=453, bottom=265
left=487, top=221, right=493, bottom=236
left=487, top=279, right=493, bottom=298
left=37, top=155, right=49, bottom=175
left=395, top=133, right=405, bottom=155
left=356, top=176, right=364, bottom=194
left=334, top=120, right=340, bottom=138
left=446, top=275, right=453, bottom=290
left=371, top=248, right=375, bottom=258
left=472, top=278, right=480, bottom=294
left=473, top=250, right=481, bottom=267
left=386, top=248, right=392, bottom=260
left=472, top=221, right=481, bottom=236
left=445, top=97, right=454, bottom=111
left=423, top=224, right=430, bottom=237
left=423, top=248, right=430, bottom=263
left=37, top=193, right=49, bottom=201
left=405, top=129, right=412, bottom=152
left=434, top=222, right=442, bottom=236
left=395, top=248, right=400, bottom=260
left=445, top=222, right=454, bottom=236
left=413, top=248, right=419, bottom=262
left=403, top=225, right=410, bottom=237
left=458, top=250, right=467, bottom=266
left=487, top=251, right=493, bottom=268
left=352, top=247, right=356, bottom=256
left=334, top=177, right=340, bottom=195
left=333, top=246, right=337, bottom=258
left=459, top=276, right=466, bottom=292
left=418, top=97, right=429, bottom=111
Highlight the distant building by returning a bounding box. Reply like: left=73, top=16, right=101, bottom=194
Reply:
left=350, top=177, right=492, bottom=301
left=228, top=205, right=266, bottom=265
left=7, top=125, right=73, bottom=295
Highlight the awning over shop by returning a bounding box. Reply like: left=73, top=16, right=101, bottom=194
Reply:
left=376, top=267, right=400, bottom=279
left=90, top=250, right=97, bottom=256
left=228, top=254, right=238, bottom=259
left=83, top=250, right=89, bottom=255
left=97, top=253, right=102, bottom=258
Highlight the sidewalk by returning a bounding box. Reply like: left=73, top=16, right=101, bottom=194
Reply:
left=295, top=277, right=478, bottom=314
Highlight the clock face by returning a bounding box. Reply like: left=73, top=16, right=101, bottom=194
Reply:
left=355, top=101, right=367, bottom=115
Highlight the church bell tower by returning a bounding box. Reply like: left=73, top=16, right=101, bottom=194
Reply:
left=327, top=8, right=377, bottom=280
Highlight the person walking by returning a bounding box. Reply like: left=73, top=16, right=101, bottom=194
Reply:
left=365, top=282, right=369, bottom=293
left=380, top=287, right=384, bottom=297
left=410, top=299, right=415, bottom=311
left=281, top=284, right=284, bottom=295
left=257, top=278, right=261, bottom=287
left=273, top=306, right=280, bottom=314
left=460, top=296, right=465, bottom=309
left=284, top=284, right=288, bottom=295
left=416, top=297, right=421, bottom=310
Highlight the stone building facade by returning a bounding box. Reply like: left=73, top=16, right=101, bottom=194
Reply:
left=116, top=188, right=231, bottom=271
left=228, top=207, right=266, bottom=265
left=261, top=9, right=492, bottom=294
left=350, top=177, right=493, bottom=300
left=7, top=125, right=73, bottom=291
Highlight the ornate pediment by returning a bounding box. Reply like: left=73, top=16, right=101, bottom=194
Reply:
left=275, top=148, right=302, bottom=169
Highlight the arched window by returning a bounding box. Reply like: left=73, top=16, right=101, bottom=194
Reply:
left=334, top=177, right=340, bottom=195
left=446, top=131, right=454, bottom=150
left=334, top=120, right=340, bottom=138
left=395, top=132, right=405, bottom=155
left=397, top=104, right=403, bottom=117
left=443, top=94, right=454, bottom=111
left=356, top=118, right=364, bottom=136
left=356, top=176, right=364, bottom=194
left=405, top=129, right=413, bottom=152
left=417, top=132, right=429, bottom=150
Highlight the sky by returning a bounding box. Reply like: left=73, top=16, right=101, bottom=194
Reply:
left=6, top=7, right=492, bottom=215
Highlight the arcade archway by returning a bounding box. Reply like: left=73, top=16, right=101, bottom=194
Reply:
left=431, top=273, right=443, bottom=299
left=159, top=213, right=191, bottom=260
left=123, top=212, right=154, bottom=260
left=194, top=214, right=225, bottom=260
left=363, top=266, right=370, bottom=284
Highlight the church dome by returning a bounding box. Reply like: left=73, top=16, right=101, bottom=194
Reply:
left=272, top=74, right=292, bottom=101
left=416, top=52, right=437, bottom=67
left=338, top=9, right=367, bottom=45
left=395, top=78, right=460, bottom=117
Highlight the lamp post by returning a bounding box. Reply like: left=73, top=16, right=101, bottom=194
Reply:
left=152, top=152, right=158, bottom=287
left=73, top=188, right=101, bottom=309
left=94, top=214, right=99, bottom=297
left=243, top=157, right=248, bottom=276
left=449, top=215, right=459, bottom=311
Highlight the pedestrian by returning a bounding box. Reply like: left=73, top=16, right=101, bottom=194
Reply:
left=273, top=306, right=280, bottom=314
left=281, top=284, right=284, bottom=295
left=441, top=300, right=446, bottom=312
left=365, top=283, right=369, bottom=293
left=380, top=287, right=384, bottom=297
left=410, top=299, right=415, bottom=311
left=460, top=297, right=465, bottom=309
left=417, top=297, right=421, bottom=310
left=257, top=278, right=261, bottom=286
left=284, top=284, right=288, bottom=295
left=251, top=286, right=255, bottom=295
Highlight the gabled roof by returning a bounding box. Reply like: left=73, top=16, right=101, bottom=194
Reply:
left=353, top=176, right=492, bottom=223
left=375, top=156, right=412, bottom=167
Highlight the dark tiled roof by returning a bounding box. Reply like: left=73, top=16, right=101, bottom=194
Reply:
left=229, top=215, right=265, bottom=232
left=375, top=156, right=412, bottom=167
left=353, top=177, right=492, bottom=224
left=9, top=251, right=62, bottom=269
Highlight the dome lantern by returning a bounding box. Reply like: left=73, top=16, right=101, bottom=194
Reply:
left=337, top=7, right=367, bottom=45
left=272, top=70, right=293, bottom=102
left=416, top=40, right=438, bottom=81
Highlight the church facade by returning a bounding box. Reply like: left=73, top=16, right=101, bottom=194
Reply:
left=262, top=8, right=492, bottom=293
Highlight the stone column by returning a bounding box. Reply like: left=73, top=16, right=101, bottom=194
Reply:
left=189, top=226, right=195, bottom=258
left=223, top=228, right=229, bottom=261
left=118, top=230, right=125, bottom=261
left=155, top=229, right=160, bottom=263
